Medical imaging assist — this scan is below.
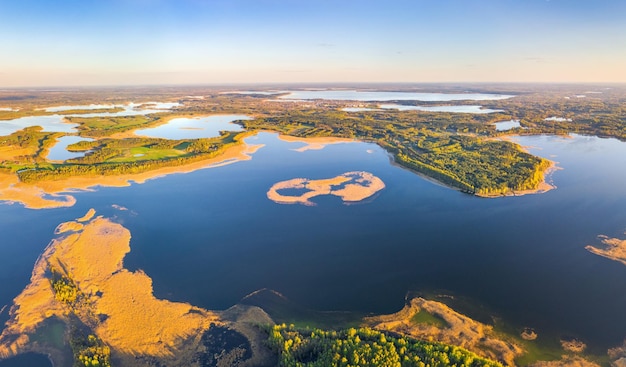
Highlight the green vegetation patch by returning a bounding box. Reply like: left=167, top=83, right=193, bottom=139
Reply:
left=71, top=333, right=111, bottom=367
left=268, top=324, right=503, bottom=367
left=410, top=310, right=449, bottom=328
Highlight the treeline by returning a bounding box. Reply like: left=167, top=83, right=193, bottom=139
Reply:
left=267, top=324, right=503, bottom=367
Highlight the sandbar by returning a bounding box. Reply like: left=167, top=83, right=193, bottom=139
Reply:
left=586, top=234, right=626, bottom=266
left=267, top=171, right=385, bottom=206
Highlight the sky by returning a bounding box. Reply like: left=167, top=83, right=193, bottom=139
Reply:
left=1, top=0, right=625, bottom=87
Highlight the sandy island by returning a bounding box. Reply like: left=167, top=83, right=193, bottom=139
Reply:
left=586, top=234, right=626, bottom=266
left=267, top=171, right=385, bottom=206
left=0, top=211, right=221, bottom=361
left=277, top=134, right=356, bottom=152
left=0, top=141, right=263, bottom=209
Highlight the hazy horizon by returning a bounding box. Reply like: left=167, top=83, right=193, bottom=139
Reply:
left=2, top=0, right=625, bottom=87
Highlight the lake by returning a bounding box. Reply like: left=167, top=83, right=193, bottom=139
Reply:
left=134, top=115, right=250, bottom=139
left=494, top=119, right=522, bottom=131
left=379, top=104, right=504, bottom=114
left=278, top=90, right=514, bottom=101
left=1, top=132, right=626, bottom=356
left=46, top=136, right=93, bottom=161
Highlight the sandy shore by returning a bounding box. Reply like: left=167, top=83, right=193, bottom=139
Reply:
left=276, top=134, right=356, bottom=152
left=0, top=141, right=263, bottom=209
left=0, top=210, right=221, bottom=359
left=586, top=234, right=626, bottom=266
left=477, top=160, right=559, bottom=198
left=267, top=171, right=385, bottom=206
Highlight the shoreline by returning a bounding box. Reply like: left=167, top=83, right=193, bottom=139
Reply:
left=385, top=134, right=559, bottom=198
left=0, top=138, right=264, bottom=209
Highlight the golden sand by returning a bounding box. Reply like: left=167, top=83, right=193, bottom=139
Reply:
left=277, top=134, right=356, bottom=152
left=0, top=141, right=263, bottom=209
left=267, top=171, right=385, bottom=206
left=77, top=208, right=96, bottom=222
left=364, top=297, right=523, bottom=366
left=0, top=210, right=220, bottom=359
left=586, top=234, right=626, bottom=266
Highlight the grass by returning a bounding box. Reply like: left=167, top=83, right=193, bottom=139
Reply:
left=107, top=146, right=186, bottom=162
left=410, top=309, right=449, bottom=328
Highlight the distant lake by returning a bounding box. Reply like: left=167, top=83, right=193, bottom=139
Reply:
left=1, top=133, right=626, bottom=356
left=0, top=102, right=182, bottom=137
left=380, top=104, right=504, bottom=114
left=46, top=136, right=93, bottom=161
left=134, top=115, right=250, bottom=139
left=494, top=119, right=522, bottom=131
left=278, top=90, right=514, bottom=101
left=0, top=115, right=78, bottom=136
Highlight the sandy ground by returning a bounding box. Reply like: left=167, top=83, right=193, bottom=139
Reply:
left=266, top=171, right=385, bottom=206
left=0, top=141, right=263, bottom=209
left=0, top=211, right=221, bottom=359
left=586, top=234, right=626, bottom=266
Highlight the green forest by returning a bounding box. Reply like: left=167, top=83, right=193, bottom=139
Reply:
left=267, top=324, right=503, bottom=367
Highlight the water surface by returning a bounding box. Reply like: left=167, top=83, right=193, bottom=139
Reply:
left=380, top=104, right=504, bottom=114
left=1, top=133, right=626, bottom=356
left=278, top=90, right=514, bottom=101
left=494, top=119, right=522, bottom=131
left=46, top=136, right=93, bottom=161
left=0, top=115, right=78, bottom=136
left=134, top=115, right=249, bottom=139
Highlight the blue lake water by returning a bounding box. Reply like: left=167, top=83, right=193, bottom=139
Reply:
left=278, top=90, right=514, bottom=101
left=0, top=102, right=181, bottom=137
left=1, top=133, right=626, bottom=355
left=46, top=136, right=93, bottom=161
left=494, top=119, right=522, bottom=131
left=134, top=115, right=249, bottom=139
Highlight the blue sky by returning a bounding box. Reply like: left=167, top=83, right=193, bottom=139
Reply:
left=1, top=0, right=625, bottom=86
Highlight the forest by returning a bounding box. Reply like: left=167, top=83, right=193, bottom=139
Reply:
left=267, top=324, right=503, bottom=367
